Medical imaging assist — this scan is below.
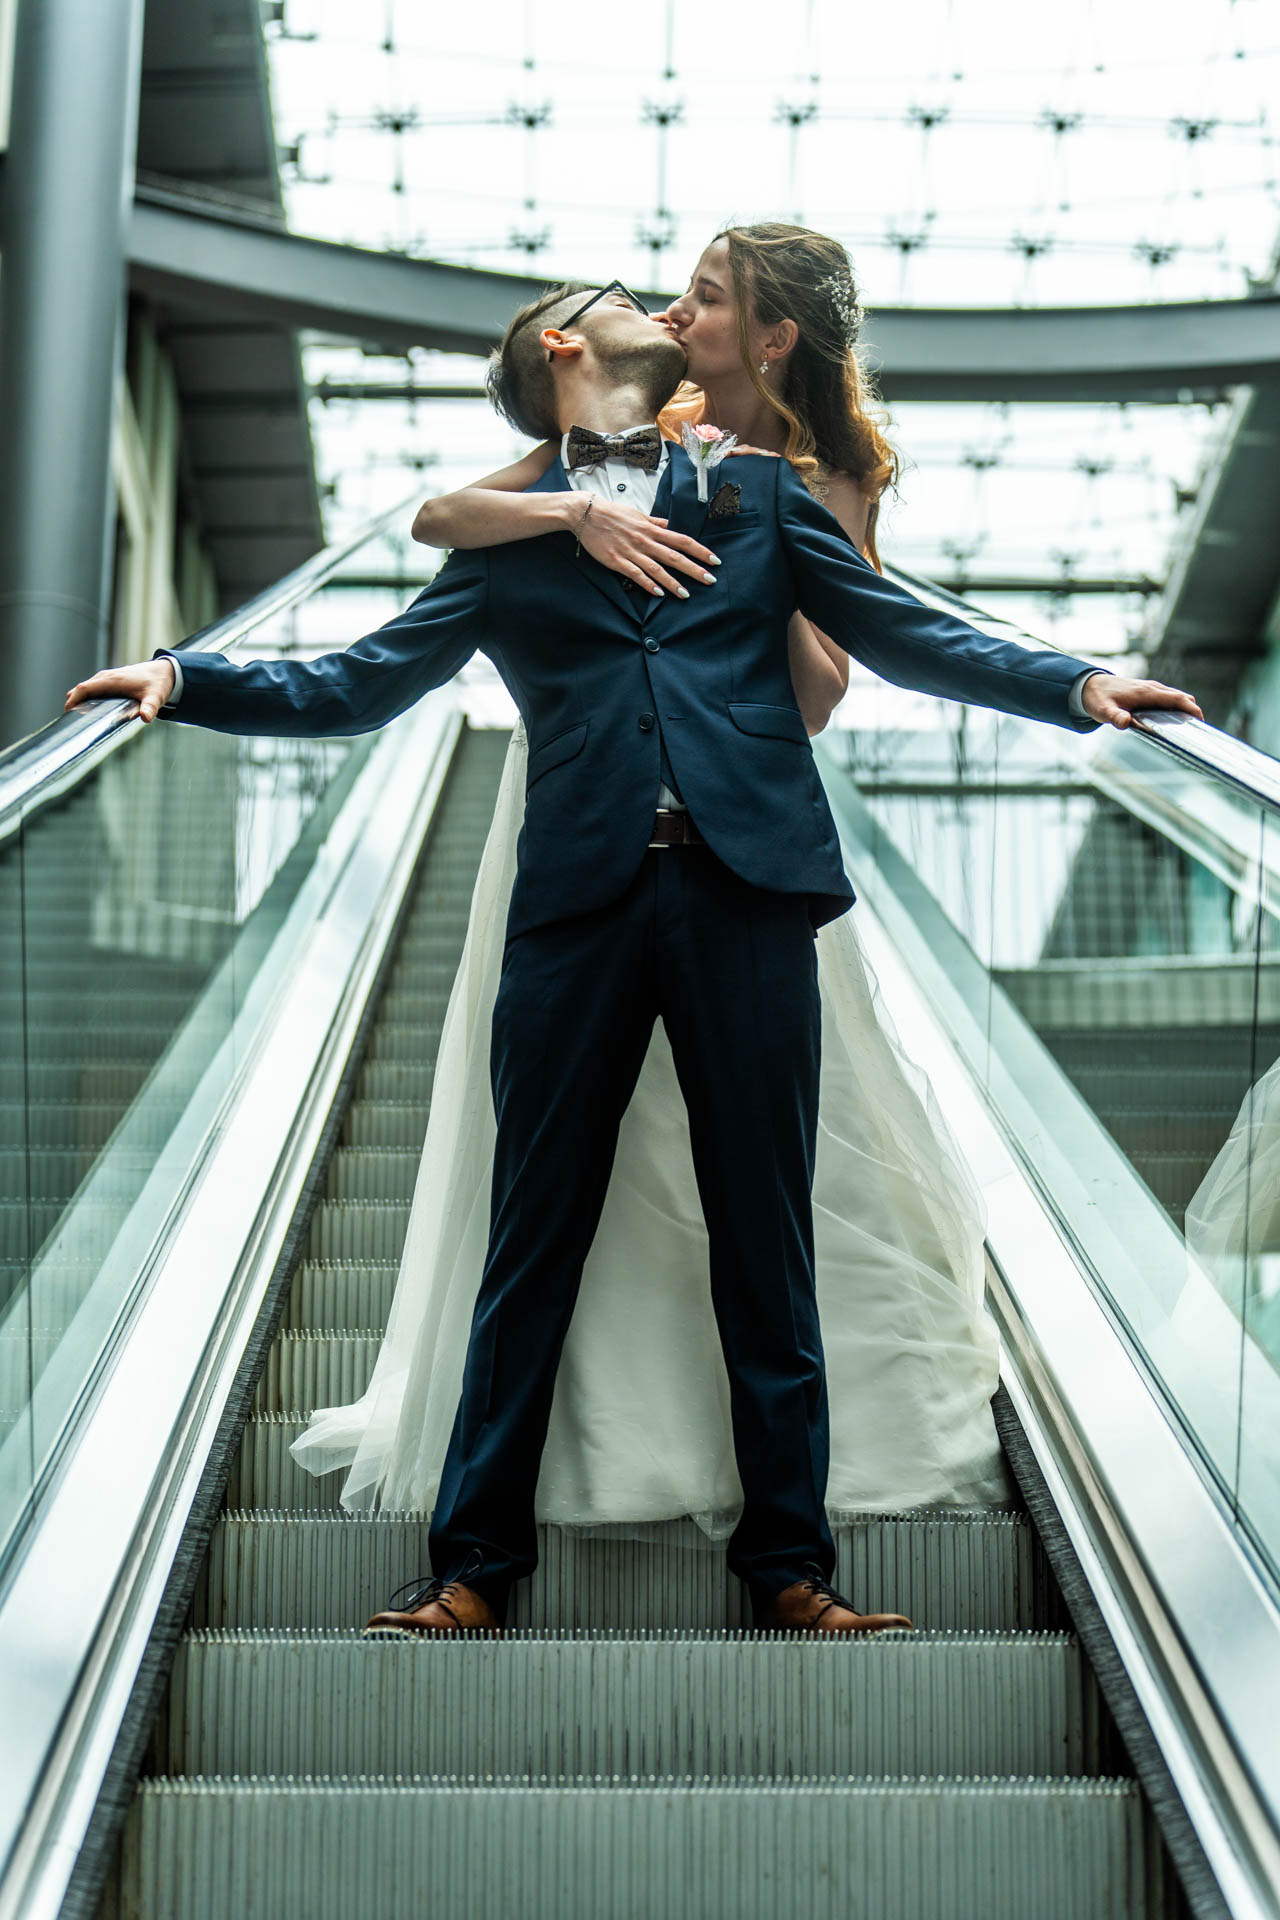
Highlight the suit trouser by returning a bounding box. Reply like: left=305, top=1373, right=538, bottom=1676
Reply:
left=427, top=843, right=835, bottom=1621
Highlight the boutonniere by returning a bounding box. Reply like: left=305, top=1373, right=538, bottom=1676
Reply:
left=681, top=421, right=739, bottom=503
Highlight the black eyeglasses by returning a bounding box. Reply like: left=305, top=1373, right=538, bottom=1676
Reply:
left=547, top=281, right=649, bottom=361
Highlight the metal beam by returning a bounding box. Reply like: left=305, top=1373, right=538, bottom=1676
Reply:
left=931, top=575, right=1161, bottom=596
left=311, top=382, right=489, bottom=402
left=128, top=186, right=1280, bottom=400
left=128, top=186, right=545, bottom=359
left=1147, top=381, right=1280, bottom=693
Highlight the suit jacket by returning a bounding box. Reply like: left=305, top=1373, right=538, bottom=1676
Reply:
left=155, top=444, right=1102, bottom=939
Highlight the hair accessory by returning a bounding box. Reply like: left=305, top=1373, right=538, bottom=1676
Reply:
left=818, top=270, right=865, bottom=348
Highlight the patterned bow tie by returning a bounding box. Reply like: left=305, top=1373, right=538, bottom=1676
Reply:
left=565, top=424, right=663, bottom=474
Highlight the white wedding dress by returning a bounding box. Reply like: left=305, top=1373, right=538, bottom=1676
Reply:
left=290, top=718, right=1018, bottom=1532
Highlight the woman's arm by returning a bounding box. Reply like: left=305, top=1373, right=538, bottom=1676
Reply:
left=411, top=440, right=721, bottom=596
left=789, top=472, right=871, bottom=734
left=411, top=442, right=568, bottom=548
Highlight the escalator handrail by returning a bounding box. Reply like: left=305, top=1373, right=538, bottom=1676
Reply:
left=0, top=487, right=425, bottom=837
left=879, top=555, right=1280, bottom=817
left=1124, top=706, right=1280, bottom=814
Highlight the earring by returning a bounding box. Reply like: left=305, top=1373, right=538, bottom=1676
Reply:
left=759, top=357, right=770, bottom=374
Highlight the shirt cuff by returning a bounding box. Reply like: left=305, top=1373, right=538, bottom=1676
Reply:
left=160, top=653, right=183, bottom=706
left=1068, top=668, right=1105, bottom=719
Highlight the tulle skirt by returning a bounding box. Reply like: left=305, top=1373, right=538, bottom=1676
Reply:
left=290, top=720, right=1017, bottom=1532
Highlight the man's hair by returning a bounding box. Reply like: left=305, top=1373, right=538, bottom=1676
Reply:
left=486, top=281, right=592, bottom=440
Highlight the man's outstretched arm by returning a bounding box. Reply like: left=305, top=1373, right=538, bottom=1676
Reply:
left=774, top=458, right=1201, bottom=733
left=66, top=548, right=489, bottom=738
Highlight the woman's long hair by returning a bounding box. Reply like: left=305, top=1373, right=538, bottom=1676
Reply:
left=661, top=222, right=901, bottom=573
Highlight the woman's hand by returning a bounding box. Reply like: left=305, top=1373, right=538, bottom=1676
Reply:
left=725, top=445, right=780, bottom=459
left=64, top=659, right=175, bottom=722
left=575, top=497, right=721, bottom=598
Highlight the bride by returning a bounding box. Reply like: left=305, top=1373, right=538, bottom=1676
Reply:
left=289, top=222, right=1018, bottom=1531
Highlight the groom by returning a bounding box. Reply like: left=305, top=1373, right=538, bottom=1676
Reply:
left=70, top=280, right=1200, bottom=1636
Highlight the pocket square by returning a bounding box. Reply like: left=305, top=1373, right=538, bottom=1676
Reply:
left=708, top=481, right=741, bottom=519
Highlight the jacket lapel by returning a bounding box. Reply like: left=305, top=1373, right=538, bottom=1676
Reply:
left=663, top=443, right=711, bottom=539
left=642, top=444, right=708, bottom=626
left=527, top=452, right=639, bottom=629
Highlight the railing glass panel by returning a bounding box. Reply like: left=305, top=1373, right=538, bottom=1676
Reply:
left=0, top=497, right=426, bottom=1575
left=821, top=620, right=1280, bottom=1582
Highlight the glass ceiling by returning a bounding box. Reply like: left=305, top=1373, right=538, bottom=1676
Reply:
left=264, top=0, right=1280, bottom=685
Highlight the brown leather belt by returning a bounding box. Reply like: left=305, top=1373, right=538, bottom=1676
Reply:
left=648, top=809, right=706, bottom=848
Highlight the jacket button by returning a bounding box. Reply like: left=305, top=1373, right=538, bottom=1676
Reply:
left=644, top=637, right=660, bottom=653
left=638, top=712, right=655, bottom=732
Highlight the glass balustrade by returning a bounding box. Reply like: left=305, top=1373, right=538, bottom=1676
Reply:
left=821, top=615, right=1280, bottom=1584
left=0, top=498, right=428, bottom=1574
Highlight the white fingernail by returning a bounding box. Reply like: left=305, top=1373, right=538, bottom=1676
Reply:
left=677, top=586, right=689, bottom=599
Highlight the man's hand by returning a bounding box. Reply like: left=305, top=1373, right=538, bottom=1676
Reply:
left=64, top=659, right=176, bottom=724
left=1082, top=672, right=1203, bottom=729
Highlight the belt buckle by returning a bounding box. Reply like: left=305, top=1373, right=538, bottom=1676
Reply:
left=649, top=807, right=675, bottom=850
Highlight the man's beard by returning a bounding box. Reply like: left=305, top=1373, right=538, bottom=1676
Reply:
left=592, top=330, right=688, bottom=415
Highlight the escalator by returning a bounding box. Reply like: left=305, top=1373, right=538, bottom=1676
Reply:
left=101, top=745, right=1164, bottom=1920
left=1, top=520, right=1277, bottom=1919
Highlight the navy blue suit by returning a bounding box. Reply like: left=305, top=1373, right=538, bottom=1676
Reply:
left=156, top=445, right=1100, bottom=1618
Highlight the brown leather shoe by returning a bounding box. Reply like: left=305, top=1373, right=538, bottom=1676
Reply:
left=363, top=1550, right=504, bottom=1637
left=754, top=1561, right=914, bottom=1635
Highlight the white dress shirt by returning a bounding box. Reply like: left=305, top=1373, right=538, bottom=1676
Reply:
left=161, top=435, right=1102, bottom=749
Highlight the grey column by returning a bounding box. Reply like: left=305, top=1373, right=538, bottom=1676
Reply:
left=0, top=0, right=145, bottom=751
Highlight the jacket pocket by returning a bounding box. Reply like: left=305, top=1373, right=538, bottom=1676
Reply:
left=727, top=700, right=809, bottom=745
left=709, top=511, right=764, bottom=532
left=526, top=717, right=589, bottom=788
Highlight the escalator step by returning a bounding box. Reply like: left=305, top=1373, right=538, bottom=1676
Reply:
left=190, top=1508, right=1062, bottom=1635
left=0, top=1061, right=149, bottom=1103
left=363, top=1022, right=445, bottom=1061
left=349, top=1059, right=437, bottom=1103
left=323, top=1148, right=424, bottom=1203
left=1, top=1199, right=130, bottom=1259
left=156, top=1629, right=1102, bottom=1780
left=0, top=1100, right=187, bottom=1151
left=282, top=1261, right=400, bottom=1332
left=109, top=1777, right=1155, bottom=1920
left=304, top=1200, right=411, bottom=1262
left=340, top=1102, right=431, bottom=1149
left=378, top=977, right=471, bottom=1010
left=252, top=1331, right=383, bottom=1413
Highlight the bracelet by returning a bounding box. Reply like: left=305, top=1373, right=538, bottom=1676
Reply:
left=573, top=494, right=594, bottom=556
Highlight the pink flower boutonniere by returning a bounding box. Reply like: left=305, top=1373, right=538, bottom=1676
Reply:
left=681, top=421, right=739, bottom=503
